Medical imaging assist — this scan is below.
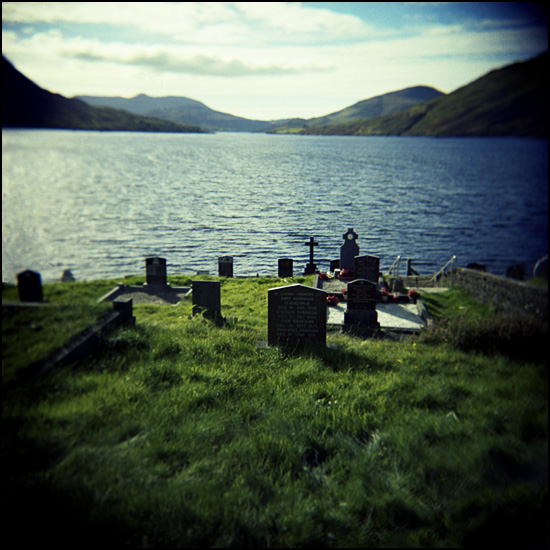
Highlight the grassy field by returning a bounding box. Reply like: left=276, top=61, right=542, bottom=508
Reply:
left=2, top=276, right=548, bottom=548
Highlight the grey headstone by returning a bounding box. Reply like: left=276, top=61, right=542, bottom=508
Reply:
left=218, top=256, right=233, bottom=277
left=354, top=255, right=380, bottom=283
left=192, top=280, right=221, bottom=315
left=278, top=258, right=293, bottom=278
left=268, top=284, right=327, bottom=347
left=340, top=228, right=359, bottom=272
left=17, top=269, right=43, bottom=302
left=146, top=257, right=167, bottom=286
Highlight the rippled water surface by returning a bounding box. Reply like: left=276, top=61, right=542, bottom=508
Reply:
left=2, top=129, right=548, bottom=282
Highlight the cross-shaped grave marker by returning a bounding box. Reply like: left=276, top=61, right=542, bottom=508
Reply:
left=304, top=236, right=319, bottom=274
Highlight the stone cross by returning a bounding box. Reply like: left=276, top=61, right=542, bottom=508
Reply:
left=304, top=237, right=319, bottom=274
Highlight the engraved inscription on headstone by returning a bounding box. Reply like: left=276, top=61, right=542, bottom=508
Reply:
left=17, top=269, right=43, bottom=302
left=268, top=284, right=326, bottom=347
left=146, top=257, right=167, bottom=286
left=192, top=280, right=221, bottom=315
left=354, top=255, right=380, bottom=283
left=340, top=228, right=359, bottom=272
left=346, top=279, right=377, bottom=310
left=218, top=256, right=233, bottom=278
left=278, top=258, right=293, bottom=278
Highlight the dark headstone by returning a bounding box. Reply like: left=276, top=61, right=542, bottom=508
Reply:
left=146, top=256, right=167, bottom=286
left=278, top=258, right=293, bottom=278
left=354, top=255, right=380, bottom=283
left=506, top=264, right=525, bottom=280
left=330, top=259, right=340, bottom=272
left=61, top=269, right=75, bottom=282
left=346, top=278, right=377, bottom=311
left=533, top=256, right=548, bottom=280
left=268, top=284, right=326, bottom=347
left=344, top=279, right=380, bottom=335
left=340, top=228, right=359, bottom=272
left=467, top=262, right=486, bottom=272
left=192, top=280, right=221, bottom=315
left=304, top=237, right=319, bottom=275
left=218, top=256, right=233, bottom=277
left=17, top=269, right=43, bottom=302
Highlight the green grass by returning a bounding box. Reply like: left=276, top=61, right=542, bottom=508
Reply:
left=3, top=277, right=548, bottom=547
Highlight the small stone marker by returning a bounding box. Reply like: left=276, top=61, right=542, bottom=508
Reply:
left=344, top=279, right=380, bottom=335
left=304, top=237, right=319, bottom=275
left=146, top=256, right=167, bottom=286
left=354, top=255, right=380, bottom=283
left=330, top=259, right=340, bottom=272
left=268, top=284, right=326, bottom=347
left=218, top=256, right=233, bottom=277
left=340, top=228, right=359, bottom=272
left=278, top=258, right=293, bottom=278
left=192, top=280, right=221, bottom=316
left=17, top=269, right=43, bottom=302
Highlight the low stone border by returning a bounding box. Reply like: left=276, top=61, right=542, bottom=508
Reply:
left=3, top=298, right=135, bottom=392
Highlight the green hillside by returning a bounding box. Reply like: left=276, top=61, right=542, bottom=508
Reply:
left=275, top=53, right=548, bottom=138
left=2, top=57, right=205, bottom=133
left=271, top=86, right=444, bottom=132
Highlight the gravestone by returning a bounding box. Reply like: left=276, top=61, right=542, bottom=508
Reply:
left=304, top=237, right=318, bottom=275
left=278, top=258, right=293, bottom=278
left=330, top=259, right=340, bottom=272
left=340, top=228, right=359, bottom=272
left=268, top=284, right=326, bottom=347
left=17, top=269, right=43, bottom=302
left=146, top=256, right=167, bottom=286
left=354, top=255, right=380, bottom=283
left=192, top=280, right=221, bottom=316
left=218, top=256, right=233, bottom=277
left=344, top=279, right=380, bottom=335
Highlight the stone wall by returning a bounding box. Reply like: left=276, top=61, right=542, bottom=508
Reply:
left=449, top=268, right=547, bottom=319
left=395, top=268, right=547, bottom=319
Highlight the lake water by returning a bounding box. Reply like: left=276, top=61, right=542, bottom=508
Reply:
left=2, top=129, right=548, bottom=283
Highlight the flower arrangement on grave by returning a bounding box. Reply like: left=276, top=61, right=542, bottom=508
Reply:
left=341, top=288, right=347, bottom=300
left=326, top=295, right=339, bottom=306
left=408, top=289, right=419, bottom=303
left=339, top=268, right=353, bottom=279
left=319, top=272, right=330, bottom=280
left=381, top=287, right=390, bottom=302
left=393, top=293, right=400, bottom=302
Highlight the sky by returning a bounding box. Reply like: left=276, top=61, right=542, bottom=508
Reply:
left=2, top=2, right=548, bottom=120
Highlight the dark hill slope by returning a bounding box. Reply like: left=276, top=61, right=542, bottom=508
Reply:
left=284, top=53, right=548, bottom=138
left=2, top=57, right=204, bottom=132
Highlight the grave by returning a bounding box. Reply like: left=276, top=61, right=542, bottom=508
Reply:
left=268, top=284, right=327, bottom=347
left=343, top=279, right=380, bottom=336
left=145, top=256, right=167, bottom=286
left=98, top=256, right=190, bottom=305
left=340, top=228, right=359, bottom=272
left=354, top=255, right=380, bottom=283
left=192, top=280, right=221, bottom=316
left=278, top=258, right=294, bottom=278
left=17, top=269, right=43, bottom=302
left=219, top=256, right=234, bottom=278
left=304, top=237, right=319, bottom=275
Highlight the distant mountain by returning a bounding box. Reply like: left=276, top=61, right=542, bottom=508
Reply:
left=76, top=87, right=443, bottom=133
left=277, top=53, right=548, bottom=138
left=270, top=86, right=444, bottom=132
left=77, top=94, right=274, bottom=132
left=2, top=57, right=205, bottom=133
